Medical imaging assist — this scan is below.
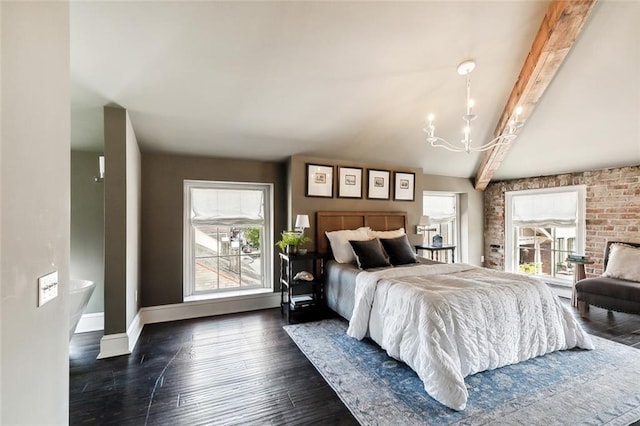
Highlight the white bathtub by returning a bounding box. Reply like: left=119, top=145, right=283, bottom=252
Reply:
left=69, top=279, right=96, bottom=341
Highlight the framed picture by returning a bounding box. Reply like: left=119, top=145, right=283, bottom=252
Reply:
left=367, top=169, right=390, bottom=200
left=394, top=172, right=415, bottom=201
left=306, top=163, right=334, bottom=198
left=337, top=166, right=363, bottom=198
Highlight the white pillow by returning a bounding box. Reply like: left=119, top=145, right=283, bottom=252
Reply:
left=368, top=227, right=405, bottom=239
left=603, top=243, right=640, bottom=282
left=326, top=227, right=371, bottom=263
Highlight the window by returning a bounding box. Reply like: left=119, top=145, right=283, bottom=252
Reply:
left=183, top=180, right=273, bottom=299
left=423, top=192, right=458, bottom=246
left=505, top=186, right=586, bottom=283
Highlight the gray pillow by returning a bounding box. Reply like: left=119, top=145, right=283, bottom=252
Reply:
left=380, top=235, right=418, bottom=266
left=349, top=239, right=391, bottom=270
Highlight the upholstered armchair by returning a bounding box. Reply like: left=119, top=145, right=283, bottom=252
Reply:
left=575, top=241, right=640, bottom=316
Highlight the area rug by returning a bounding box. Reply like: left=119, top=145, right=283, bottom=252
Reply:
left=284, top=319, right=640, bottom=425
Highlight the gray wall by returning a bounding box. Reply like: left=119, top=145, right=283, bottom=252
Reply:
left=141, top=152, right=287, bottom=307
left=1, top=2, right=71, bottom=424
left=71, top=151, right=105, bottom=314
left=104, top=106, right=141, bottom=334
left=288, top=155, right=484, bottom=265
left=289, top=155, right=424, bottom=244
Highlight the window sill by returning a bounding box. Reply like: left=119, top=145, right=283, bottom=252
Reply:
left=541, top=276, right=573, bottom=288
left=184, top=288, right=273, bottom=303
left=508, top=270, right=573, bottom=288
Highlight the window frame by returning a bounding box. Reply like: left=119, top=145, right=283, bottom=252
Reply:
left=422, top=191, right=460, bottom=248
left=504, top=185, right=586, bottom=280
left=183, top=180, right=273, bottom=299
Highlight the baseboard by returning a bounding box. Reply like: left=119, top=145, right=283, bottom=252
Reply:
left=141, top=292, right=281, bottom=325
left=75, top=312, right=104, bottom=333
left=97, top=333, right=131, bottom=359
left=127, top=310, right=144, bottom=353
left=97, top=292, right=280, bottom=359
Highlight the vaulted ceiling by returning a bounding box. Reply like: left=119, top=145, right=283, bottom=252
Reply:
left=71, top=1, right=640, bottom=184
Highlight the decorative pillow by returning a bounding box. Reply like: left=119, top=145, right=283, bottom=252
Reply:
left=379, top=235, right=418, bottom=266
left=368, top=227, right=405, bottom=239
left=603, top=243, right=640, bottom=282
left=349, top=239, right=391, bottom=270
left=325, top=227, right=371, bottom=263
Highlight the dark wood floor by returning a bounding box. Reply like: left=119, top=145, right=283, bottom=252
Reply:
left=69, top=309, right=358, bottom=425
left=70, top=299, right=640, bottom=425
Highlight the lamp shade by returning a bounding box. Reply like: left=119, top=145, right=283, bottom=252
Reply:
left=295, top=214, right=310, bottom=229
left=419, top=215, right=431, bottom=226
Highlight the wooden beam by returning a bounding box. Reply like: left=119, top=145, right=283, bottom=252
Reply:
left=473, top=0, right=597, bottom=191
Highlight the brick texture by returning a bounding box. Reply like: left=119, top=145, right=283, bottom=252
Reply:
left=484, top=165, right=640, bottom=278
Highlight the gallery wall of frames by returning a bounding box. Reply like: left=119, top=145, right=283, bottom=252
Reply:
left=287, top=155, right=424, bottom=248
left=305, top=162, right=415, bottom=202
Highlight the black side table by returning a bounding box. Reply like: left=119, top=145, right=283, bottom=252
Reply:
left=414, top=244, right=456, bottom=263
left=279, top=252, right=326, bottom=322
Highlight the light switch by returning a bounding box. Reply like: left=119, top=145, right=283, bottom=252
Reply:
left=38, top=271, right=58, bottom=307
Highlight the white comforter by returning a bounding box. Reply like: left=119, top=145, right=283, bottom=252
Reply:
left=347, top=263, right=594, bottom=411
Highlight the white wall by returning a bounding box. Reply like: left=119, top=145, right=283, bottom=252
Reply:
left=125, top=112, right=141, bottom=327
left=1, top=2, right=70, bottom=424
left=0, top=1, right=4, bottom=416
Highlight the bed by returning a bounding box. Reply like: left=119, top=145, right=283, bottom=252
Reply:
left=316, top=211, right=594, bottom=411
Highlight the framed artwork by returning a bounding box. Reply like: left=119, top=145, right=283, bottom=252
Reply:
left=394, top=172, right=415, bottom=201
left=337, top=166, right=363, bottom=198
left=367, top=169, right=391, bottom=200
left=306, top=163, right=334, bottom=198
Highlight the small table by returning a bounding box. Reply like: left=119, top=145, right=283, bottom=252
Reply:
left=279, top=252, right=326, bottom=322
left=567, top=259, right=594, bottom=307
left=414, top=244, right=456, bottom=263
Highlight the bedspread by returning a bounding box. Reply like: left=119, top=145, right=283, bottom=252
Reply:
left=346, top=263, right=594, bottom=411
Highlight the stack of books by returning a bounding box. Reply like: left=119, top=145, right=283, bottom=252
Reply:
left=567, top=254, right=590, bottom=263
left=290, top=294, right=314, bottom=309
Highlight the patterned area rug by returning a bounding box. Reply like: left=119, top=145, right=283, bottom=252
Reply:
left=284, top=319, right=640, bottom=425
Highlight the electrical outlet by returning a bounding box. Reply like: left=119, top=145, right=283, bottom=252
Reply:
left=481, top=255, right=485, bottom=263
left=38, top=271, right=58, bottom=307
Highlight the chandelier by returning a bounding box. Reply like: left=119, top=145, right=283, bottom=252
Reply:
left=423, top=60, right=524, bottom=153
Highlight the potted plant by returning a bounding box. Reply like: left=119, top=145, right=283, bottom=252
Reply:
left=276, top=231, right=312, bottom=255
left=244, top=227, right=261, bottom=250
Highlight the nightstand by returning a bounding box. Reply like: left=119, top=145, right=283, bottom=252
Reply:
left=414, top=244, right=456, bottom=263
left=279, top=252, right=326, bottom=322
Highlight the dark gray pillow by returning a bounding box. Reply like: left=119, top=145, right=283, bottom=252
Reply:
left=380, top=235, right=418, bottom=266
left=349, top=239, right=391, bottom=270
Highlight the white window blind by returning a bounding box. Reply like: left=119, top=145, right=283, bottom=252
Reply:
left=191, top=188, right=264, bottom=225
left=424, top=195, right=456, bottom=224
left=512, top=192, right=577, bottom=228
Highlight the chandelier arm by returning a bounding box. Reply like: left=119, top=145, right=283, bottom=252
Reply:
left=425, top=60, right=525, bottom=154
left=466, top=136, right=514, bottom=152
left=428, top=137, right=470, bottom=153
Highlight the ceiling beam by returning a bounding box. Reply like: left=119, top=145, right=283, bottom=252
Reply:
left=473, top=0, right=597, bottom=191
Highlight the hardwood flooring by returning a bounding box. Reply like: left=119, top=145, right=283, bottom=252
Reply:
left=563, top=298, right=640, bottom=348
left=70, top=300, right=640, bottom=425
left=70, top=309, right=357, bottom=425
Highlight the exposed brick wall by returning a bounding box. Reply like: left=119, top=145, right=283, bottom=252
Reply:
left=484, top=165, right=640, bottom=278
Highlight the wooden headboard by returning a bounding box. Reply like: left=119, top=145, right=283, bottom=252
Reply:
left=316, top=211, right=408, bottom=255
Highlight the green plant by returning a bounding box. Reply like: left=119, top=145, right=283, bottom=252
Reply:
left=275, top=231, right=312, bottom=252
left=519, top=262, right=542, bottom=274
left=245, top=227, right=261, bottom=249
